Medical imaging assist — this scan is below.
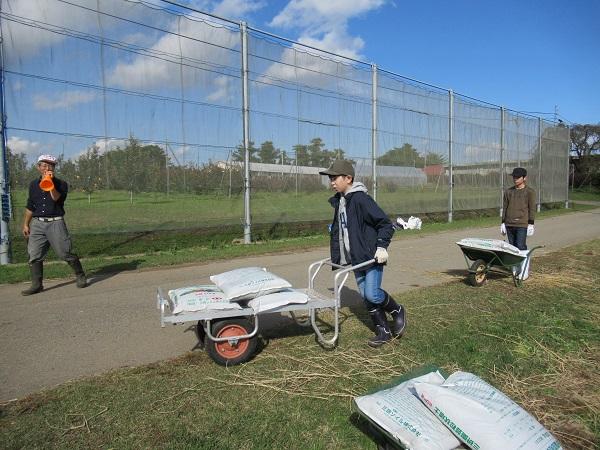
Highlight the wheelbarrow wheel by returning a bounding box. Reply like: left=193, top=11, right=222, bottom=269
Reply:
left=206, top=318, right=258, bottom=366
left=468, top=259, right=487, bottom=287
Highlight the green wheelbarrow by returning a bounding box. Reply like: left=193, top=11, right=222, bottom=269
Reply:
left=456, top=238, right=543, bottom=287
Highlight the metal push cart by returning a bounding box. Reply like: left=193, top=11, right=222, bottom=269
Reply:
left=157, top=257, right=374, bottom=365
left=456, top=238, right=542, bottom=287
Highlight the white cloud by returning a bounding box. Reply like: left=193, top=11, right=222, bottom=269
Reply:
left=271, top=0, right=386, bottom=32
left=91, top=138, right=127, bottom=154
left=107, top=12, right=239, bottom=90
left=33, top=91, right=97, bottom=111
left=257, top=0, right=385, bottom=91
left=7, top=136, right=41, bottom=158
left=206, top=75, right=234, bottom=101
left=212, top=0, right=266, bottom=19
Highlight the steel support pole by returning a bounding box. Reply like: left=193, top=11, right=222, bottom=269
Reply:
left=448, top=90, right=453, bottom=223
left=565, top=125, right=571, bottom=209
left=0, top=15, right=11, bottom=265
left=537, top=117, right=542, bottom=212
left=500, top=107, right=505, bottom=218
left=371, top=64, right=377, bottom=200
left=241, top=21, right=251, bottom=244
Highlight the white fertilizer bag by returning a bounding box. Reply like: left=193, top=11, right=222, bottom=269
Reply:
left=247, top=289, right=309, bottom=313
left=456, top=238, right=521, bottom=256
left=168, top=285, right=242, bottom=314
left=210, top=267, right=292, bottom=301
left=354, top=371, right=462, bottom=450
left=414, top=371, right=562, bottom=450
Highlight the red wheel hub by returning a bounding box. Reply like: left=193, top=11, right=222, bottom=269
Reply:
left=215, top=324, right=250, bottom=359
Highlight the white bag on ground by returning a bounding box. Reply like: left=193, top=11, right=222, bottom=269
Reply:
left=210, top=267, right=292, bottom=301
left=354, top=371, right=462, bottom=450
left=396, top=216, right=423, bottom=230
left=456, top=238, right=521, bottom=256
left=414, top=371, right=562, bottom=450
left=168, top=285, right=242, bottom=314
left=247, top=289, right=309, bottom=313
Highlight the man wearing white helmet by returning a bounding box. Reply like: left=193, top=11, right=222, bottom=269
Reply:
left=21, top=154, right=87, bottom=295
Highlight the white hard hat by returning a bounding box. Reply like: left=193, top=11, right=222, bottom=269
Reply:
left=37, top=154, right=58, bottom=165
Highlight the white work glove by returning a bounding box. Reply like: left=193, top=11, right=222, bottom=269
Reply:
left=500, top=223, right=506, bottom=235
left=527, top=224, right=535, bottom=236
left=374, top=247, right=388, bottom=264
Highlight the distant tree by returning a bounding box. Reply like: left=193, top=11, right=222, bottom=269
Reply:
left=258, top=141, right=280, bottom=164
left=423, top=152, right=447, bottom=166
left=293, top=144, right=309, bottom=166
left=77, top=146, right=103, bottom=198
left=378, top=143, right=423, bottom=167
left=570, top=123, right=600, bottom=187
left=232, top=141, right=259, bottom=163
left=6, top=148, right=30, bottom=189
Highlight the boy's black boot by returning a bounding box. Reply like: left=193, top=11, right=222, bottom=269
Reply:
left=21, top=261, right=44, bottom=296
left=382, top=292, right=406, bottom=337
left=68, top=258, right=88, bottom=288
left=368, top=307, right=392, bottom=348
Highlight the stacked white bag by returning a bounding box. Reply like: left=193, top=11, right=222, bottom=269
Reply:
left=355, top=370, right=562, bottom=450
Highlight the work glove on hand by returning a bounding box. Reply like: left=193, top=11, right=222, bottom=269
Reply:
left=527, top=224, right=535, bottom=236
left=374, top=247, right=388, bottom=264
left=500, top=223, right=507, bottom=235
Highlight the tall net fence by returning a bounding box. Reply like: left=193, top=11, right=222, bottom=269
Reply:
left=1, top=0, right=570, bottom=242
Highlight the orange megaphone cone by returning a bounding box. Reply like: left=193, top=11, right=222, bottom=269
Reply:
left=39, top=174, right=54, bottom=191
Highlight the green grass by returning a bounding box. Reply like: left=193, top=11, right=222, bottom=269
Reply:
left=570, top=187, right=600, bottom=202
left=1, top=240, right=598, bottom=449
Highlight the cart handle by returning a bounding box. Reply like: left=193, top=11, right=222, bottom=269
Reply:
left=312, top=258, right=376, bottom=347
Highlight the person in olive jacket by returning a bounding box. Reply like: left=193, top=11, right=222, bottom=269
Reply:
left=320, top=159, right=406, bottom=347
left=501, top=167, right=536, bottom=279
left=21, top=154, right=87, bottom=295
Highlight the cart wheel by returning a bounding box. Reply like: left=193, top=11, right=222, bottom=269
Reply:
left=206, top=319, right=258, bottom=366
left=468, top=259, right=487, bottom=287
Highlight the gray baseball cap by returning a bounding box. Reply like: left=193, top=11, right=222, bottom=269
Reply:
left=319, top=159, right=355, bottom=177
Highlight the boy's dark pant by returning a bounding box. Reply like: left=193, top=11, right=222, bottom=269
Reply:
left=506, top=226, right=527, bottom=250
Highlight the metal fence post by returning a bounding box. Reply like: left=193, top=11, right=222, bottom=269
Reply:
left=448, top=89, right=453, bottom=223
left=565, top=125, right=571, bottom=209
left=371, top=64, right=377, bottom=201
left=241, top=21, right=251, bottom=243
left=0, top=17, right=11, bottom=265
left=537, top=117, right=542, bottom=212
left=500, top=107, right=505, bottom=218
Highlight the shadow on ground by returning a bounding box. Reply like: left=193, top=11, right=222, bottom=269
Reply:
left=88, top=259, right=144, bottom=285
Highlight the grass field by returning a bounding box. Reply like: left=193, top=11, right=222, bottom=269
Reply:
left=1, top=240, right=598, bottom=449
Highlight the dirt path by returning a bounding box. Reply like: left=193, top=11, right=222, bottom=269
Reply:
left=1, top=208, right=599, bottom=402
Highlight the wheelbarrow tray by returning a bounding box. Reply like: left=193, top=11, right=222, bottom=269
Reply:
left=457, top=244, right=525, bottom=269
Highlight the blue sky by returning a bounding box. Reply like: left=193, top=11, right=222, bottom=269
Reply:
left=244, top=0, right=599, bottom=126
left=3, top=0, right=596, bottom=163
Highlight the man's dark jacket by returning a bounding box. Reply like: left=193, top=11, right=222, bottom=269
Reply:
left=328, top=190, right=394, bottom=266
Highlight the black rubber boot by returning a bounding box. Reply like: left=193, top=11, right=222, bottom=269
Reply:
left=367, top=307, right=392, bottom=348
left=21, top=261, right=44, bottom=296
left=68, top=258, right=88, bottom=288
left=382, top=292, right=406, bottom=337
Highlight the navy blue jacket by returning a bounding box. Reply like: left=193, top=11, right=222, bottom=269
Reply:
left=328, top=189, right=394, bottom=267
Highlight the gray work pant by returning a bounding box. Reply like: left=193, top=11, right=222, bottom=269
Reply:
left=27, top=218, right=79, bottom=264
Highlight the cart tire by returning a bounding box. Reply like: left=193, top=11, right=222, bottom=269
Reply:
left=468, top=259, right=487, bottom=287
left=206, top=319, right=258, bottom=366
